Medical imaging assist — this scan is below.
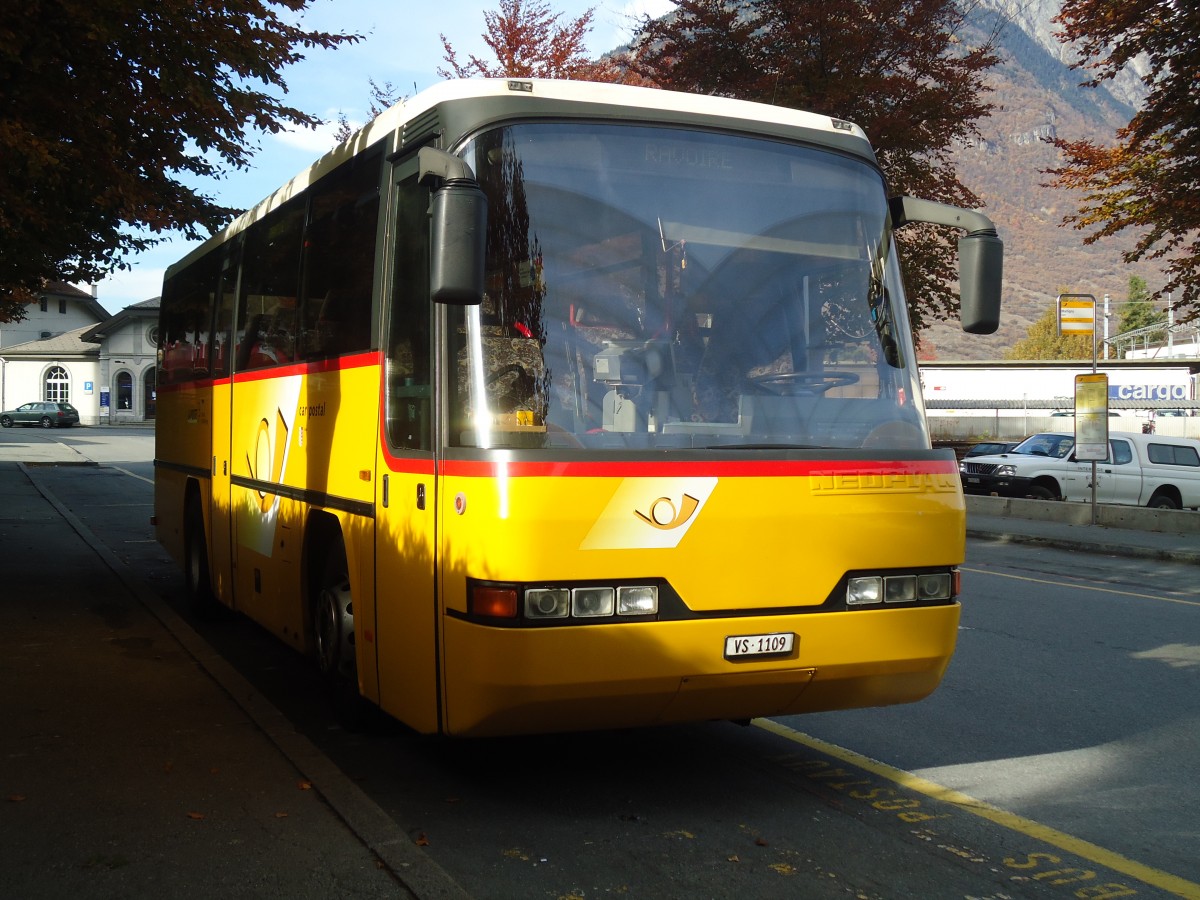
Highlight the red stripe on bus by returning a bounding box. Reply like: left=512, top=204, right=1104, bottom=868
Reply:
left=436, top=457, right=957, bottom=478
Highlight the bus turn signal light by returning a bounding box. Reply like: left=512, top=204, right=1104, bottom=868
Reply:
left=470, top=586, right=519, bottom=619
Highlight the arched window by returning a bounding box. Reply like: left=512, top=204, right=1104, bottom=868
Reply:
left=144, top=366, right=157, bottom=418
left=116, top=371, right=134, bottom=411
left=45, top=366, right=70, bottom=402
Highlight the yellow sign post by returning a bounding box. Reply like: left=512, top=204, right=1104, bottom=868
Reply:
left=1059, top=294, right=1105, bottom=524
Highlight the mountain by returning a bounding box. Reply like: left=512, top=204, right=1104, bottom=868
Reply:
left=920, top=0, right=1158, bottom=360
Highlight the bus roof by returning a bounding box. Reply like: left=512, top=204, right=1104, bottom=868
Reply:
left=166, top=78, right=876, bottom=278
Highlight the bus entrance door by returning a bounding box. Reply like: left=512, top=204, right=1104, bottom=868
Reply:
left=374, top=453, right=440, bottom=734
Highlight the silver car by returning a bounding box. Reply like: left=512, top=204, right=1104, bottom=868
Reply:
left=0, top=401, right=81, bottom=428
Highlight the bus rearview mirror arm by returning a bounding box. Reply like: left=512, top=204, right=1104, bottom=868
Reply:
left=419, top=147, right=487, bottom=306
left=889, top=195, right=1003, bottom=335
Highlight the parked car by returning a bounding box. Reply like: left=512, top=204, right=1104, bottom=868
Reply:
left=963, top=440, right=1020, bottom=458
left=959, top=430, right=1200, bottom=509
left=0, top=401, right=80, bottom=428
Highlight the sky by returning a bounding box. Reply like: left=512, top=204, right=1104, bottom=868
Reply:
left=88, top=0, right=674, bottom=313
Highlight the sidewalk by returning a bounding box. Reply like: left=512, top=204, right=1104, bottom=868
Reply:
left=0, top=459, right=470, bottom=900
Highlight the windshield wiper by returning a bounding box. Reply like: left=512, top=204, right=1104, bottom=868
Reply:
left=699, top=442, right=826, bottom=450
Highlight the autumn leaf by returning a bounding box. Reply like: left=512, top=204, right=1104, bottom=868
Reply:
left=7, top=794, right=27, bottom=803
left=275, top=812, right=288, bottom=818
left=415, top=833, right=430, bottom=846
left=297, top=780, right=312, bottom=791
left=186, top=811, right=206, bottom=820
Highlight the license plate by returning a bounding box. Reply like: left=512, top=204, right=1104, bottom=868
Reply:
left=724, top=632, right=795, bottom=659
left=967, top=477, right=980, bottom=483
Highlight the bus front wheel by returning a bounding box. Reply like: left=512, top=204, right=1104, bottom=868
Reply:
left=184, top=500, right=218, bottom=618
left=314, top=543, right=356, bottom=684
left=312, top=539, right=373, bottom=729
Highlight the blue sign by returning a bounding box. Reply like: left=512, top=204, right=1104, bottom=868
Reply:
left=99, top=390, right=110, bottom=409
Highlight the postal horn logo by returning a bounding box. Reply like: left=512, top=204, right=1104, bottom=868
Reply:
left=634, top=493, right=701, bottom=530
left=582, top=478, right=717, bottom=550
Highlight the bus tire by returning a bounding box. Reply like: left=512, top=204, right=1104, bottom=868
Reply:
left=184, top=499, right=219, bottom=619
left=313, top=537, right=371, bottom=728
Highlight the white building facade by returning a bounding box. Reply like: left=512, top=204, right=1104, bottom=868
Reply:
left=0, top=284, right=158, bottom=427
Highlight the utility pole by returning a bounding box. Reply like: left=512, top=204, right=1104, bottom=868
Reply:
left=1102, top=293, right=1110, bottom=359
left=1167, top=293, right=1174, bottom=356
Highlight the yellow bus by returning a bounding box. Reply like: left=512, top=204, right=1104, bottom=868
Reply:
left=154, top=79, right=1002, bottom=737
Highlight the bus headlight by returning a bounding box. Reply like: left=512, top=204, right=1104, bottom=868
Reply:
left=572, top=587, right=615, bottom=618
left=468, top=579, right=662, bottom=626
left=847, top=576, right=882, bottom=605
left=847, top=570, right=955, bottom=607
left=884, top=575, right=917, bottom=603
left=525, top=588, right=569, bottom=618
left=917, top=573, right=952, bottom=600
left=618, top=585, right=658, bottom=616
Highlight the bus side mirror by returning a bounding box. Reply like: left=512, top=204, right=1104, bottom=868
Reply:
left=420, top=147, right=487, bottom=306
left=889, top=195, right=1003, bottom=335
left=959, top=231, right=1003, bottom=335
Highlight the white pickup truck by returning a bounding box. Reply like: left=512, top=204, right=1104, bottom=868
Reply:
left=959, top=431, right=1200, bottom=510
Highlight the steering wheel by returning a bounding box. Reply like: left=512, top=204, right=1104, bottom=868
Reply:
left=747, top=371, right=860, bottom=395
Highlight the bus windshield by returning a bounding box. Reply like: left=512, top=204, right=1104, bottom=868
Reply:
left=450, top=122, right=927, bottom=451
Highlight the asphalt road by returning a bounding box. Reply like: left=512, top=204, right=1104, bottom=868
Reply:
left=8, top=426, right=1199, bottom=899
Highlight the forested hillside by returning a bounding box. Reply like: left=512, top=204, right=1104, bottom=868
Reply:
left=919, top=0, right=1161, bottom=359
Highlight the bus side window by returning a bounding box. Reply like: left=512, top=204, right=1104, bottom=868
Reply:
left=300, top=149, right=383, bottom=358
left=160, top=250, right=220, bottom=385
left=237, top=199, right=305, bottom=371
left=211, top=246, right=240, bottom=379
left=385, top=167, right=432, bottom=452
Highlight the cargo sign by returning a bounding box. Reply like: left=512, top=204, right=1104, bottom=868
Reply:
left=1110, top=384, right=1189, bottom=401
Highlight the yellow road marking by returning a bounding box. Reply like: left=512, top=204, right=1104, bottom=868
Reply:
left=961, top=565, right=1200, bottom=608
left=755, top=718, right=1200, bottom=899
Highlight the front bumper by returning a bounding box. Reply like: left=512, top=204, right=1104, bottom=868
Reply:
left=441, top=603, right=961, bottom=736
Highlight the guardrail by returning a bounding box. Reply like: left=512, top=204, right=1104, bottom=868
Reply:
left=966, top=494, right=1200, bottom=534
